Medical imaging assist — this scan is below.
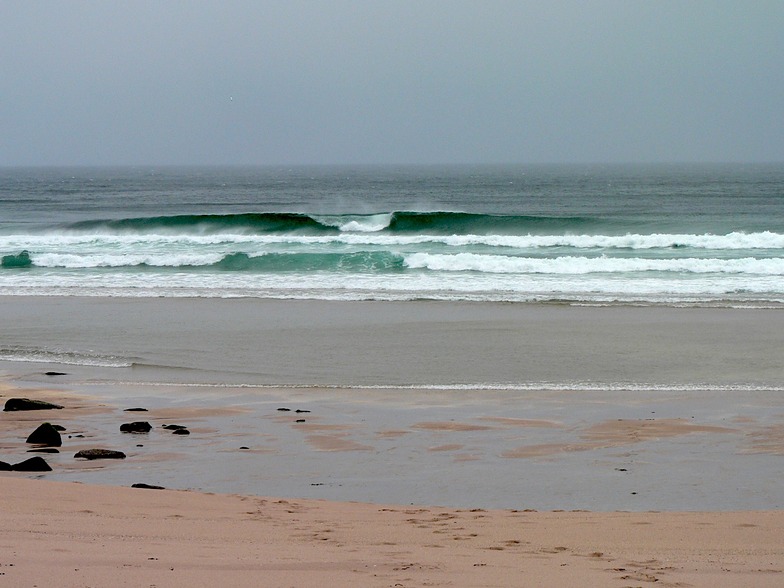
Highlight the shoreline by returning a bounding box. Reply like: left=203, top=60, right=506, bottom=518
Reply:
left=3, top=297, right=784, bottom=389
left=3, top=297, right=784, bottom=584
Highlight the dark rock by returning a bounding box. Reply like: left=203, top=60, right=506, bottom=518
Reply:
left=124, top=407, right=148, bottom=412
left=52, top=424, right=66, bottom=431
left=132, top=483, right=165, bottom=490
left=162, top=424, right=187, bottom=430
left=4, top=398, right=64, bottom=411
left=171, top=429, right=190, bottom=435
left=295, top=409, right=311, bottom=413
left=74, top=449, right=126, bottom=460
left=45, top=371, right=67, bottom=376
left=120, top=421, right=152, bottom=434
left=11, top=456, right=52, bottom=472
left=26, top=423, right=62, bottom=447
left=28, top=448, right=59, bottom=453
left=239, top=446, right=249, bottom=450
left=295, top=419, right=306, bottom=423
left=0, top=461, right=11, bottom=471
left=277, top=407, right=291, bottom=412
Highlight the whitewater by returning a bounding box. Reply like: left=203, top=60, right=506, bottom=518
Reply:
left=1, top=164, right=783, bottom=305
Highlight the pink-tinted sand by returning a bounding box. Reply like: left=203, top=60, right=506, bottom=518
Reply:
left=2, top=476, right=784, bottom=587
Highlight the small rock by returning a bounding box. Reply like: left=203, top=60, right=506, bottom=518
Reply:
left=162, top=424, right=187, bottom=430
left=27, top=448, right=59, bottom=453
left=239, top=446, right=249, bottom=450
left=120, top=421, right=152, bottom=433
left=277, top=407, right=291, bottom=412
left=26, top=423, right=62, bottom=447
left=132, top=483, right=165, bottom=490
left=4, top=398, right=64, bottom=411
left=295, top=419, right=306, bottom=423
left=45, top=371, right=67, bottom=376
left=74, top=449, right=126, bottom=460
left=11, top=456, right=52, bottom=472
left=124, top=407, right=148, bottom=412
left=171, top=429, right=190, bottom=435
left=295, top=409, right=311, bottom=413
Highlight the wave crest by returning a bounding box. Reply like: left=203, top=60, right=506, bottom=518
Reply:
left=60, top=211, right=596, bottom=236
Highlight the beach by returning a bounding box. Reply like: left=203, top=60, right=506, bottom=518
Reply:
left=3, top=477, right=784, bottom=588
left=2, top=299, right=784, bottom=585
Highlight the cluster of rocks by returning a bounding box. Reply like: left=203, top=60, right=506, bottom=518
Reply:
left=2, top=396, right=193, bottom=487
left=0, top=420, right=62, bottom=471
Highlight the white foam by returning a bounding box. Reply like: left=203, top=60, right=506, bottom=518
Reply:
left=32, top=252, right=226, bottom=268
left=0, top=347, right=133, bottom=368
left=403, top=252, right=784, bottom=275
left=4, top=230, right=783, bottom=251
left=314, top=213, right=394, bottom=232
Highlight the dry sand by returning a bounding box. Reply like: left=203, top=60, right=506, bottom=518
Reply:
left=2, top=476, right=784, bottom=588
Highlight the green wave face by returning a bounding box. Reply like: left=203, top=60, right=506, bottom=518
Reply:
left=1, top=250, right=32, bottom=268
left=212, top=251, right=406, bottom=272
left=387, top=212, right=594, bottom=234
left=62, top=211, right=596, bottom=236
left=66, top=213, right=329, bottom=234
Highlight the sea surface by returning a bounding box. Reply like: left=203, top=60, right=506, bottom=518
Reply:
left=2, top=163, right=783, bottom=305
left=3, top=165, right=784, bottom=509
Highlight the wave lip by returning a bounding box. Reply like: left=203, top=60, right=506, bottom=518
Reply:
left=58, top=211, right=599, bottom=236
left=65, top=212, right=329, bottom=235
left=314, top=213, right=394, bottom=232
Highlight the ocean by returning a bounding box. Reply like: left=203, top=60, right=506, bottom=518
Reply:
left=3, top=164, right=784, bottom=510
left=1, top=163, right=783, bottom=305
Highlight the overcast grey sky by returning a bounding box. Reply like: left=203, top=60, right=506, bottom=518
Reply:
left=1, top=1, right=782, bottom=166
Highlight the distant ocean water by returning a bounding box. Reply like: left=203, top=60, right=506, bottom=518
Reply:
left=1, top=163, right=783, bottom=306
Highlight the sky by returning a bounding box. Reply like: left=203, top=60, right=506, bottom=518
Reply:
left=1, top=1, right=783, bottom=166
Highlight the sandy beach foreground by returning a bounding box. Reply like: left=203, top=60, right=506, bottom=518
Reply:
left=2, top=476, right=784, bottom=588
left=3, top=299, right=784, bottom=585
left=2, top=382, right=784, bottom=588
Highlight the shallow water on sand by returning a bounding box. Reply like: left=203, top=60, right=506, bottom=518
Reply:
left=1, top=297, right=783, bottom=389
left=2, top=298, right=784, bottom=510
left=3, top=379, right=784, bottom=511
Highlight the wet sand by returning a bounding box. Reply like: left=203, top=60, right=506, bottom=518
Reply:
left=3, top=299, right=784, bottom=584
left=3, top=378, right=784, bottom=511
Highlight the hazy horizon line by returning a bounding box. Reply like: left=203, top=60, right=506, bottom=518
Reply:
left=3, top=160, right=783, bottom=170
